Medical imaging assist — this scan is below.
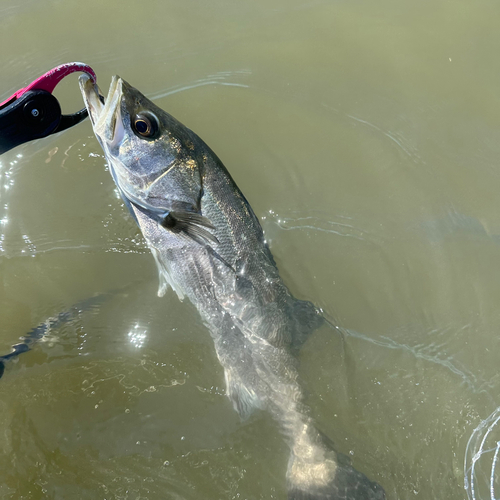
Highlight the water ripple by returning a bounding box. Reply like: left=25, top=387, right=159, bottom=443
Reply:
left=149, top=70, right=252, bottom=101
left=340, top=326, right=493, bottom=399
left=263, top=210, right=369, bottom=240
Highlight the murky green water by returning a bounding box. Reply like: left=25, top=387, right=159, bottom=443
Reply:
left=1, top=1, right=500, bottom=498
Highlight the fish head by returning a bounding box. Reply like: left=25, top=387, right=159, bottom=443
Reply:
left=79, top=74, right=203, bottom=214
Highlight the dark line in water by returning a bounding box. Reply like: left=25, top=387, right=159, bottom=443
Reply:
left=0, top=293, right=109, bottom=379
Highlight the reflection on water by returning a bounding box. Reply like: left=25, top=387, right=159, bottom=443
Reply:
left=1, top=0, right=500, bottom=498
left=128, top=323, right=148, bottom=349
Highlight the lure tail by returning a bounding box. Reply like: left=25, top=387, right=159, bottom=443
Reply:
left=0, top=293, right=108, bottom=379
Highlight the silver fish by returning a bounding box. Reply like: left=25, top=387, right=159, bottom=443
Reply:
left=79, top=74, right=385, bottom=500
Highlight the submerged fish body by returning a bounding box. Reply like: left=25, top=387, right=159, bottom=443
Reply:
left=80, top=75, right=385, bottom=500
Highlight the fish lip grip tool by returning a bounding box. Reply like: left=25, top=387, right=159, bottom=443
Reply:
left=0, top=62, right=97, bottom=154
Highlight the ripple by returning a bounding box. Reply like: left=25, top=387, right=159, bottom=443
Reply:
left=465, top=406, right=500, bottom=500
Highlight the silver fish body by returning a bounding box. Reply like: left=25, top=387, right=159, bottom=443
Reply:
left=80, top=75, right=385, bottom=500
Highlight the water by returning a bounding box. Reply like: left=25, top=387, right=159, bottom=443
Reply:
left=1, top=0, right=500, bottom=498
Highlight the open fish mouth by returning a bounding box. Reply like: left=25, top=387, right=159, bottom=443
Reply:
left=79, top=74, right=163, bottom=216
left=79, top=74, right=124, bottom=147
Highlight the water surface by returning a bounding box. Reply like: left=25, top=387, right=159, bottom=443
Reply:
left=1, top=1, right=500, bottom=499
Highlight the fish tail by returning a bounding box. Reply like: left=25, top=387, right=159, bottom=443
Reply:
left=0, top=360, right=4, bottom=379
left=286, top=442, right=385, bottom=500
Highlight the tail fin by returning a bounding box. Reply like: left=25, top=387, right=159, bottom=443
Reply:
left=286, top=447, right=385, bottom=500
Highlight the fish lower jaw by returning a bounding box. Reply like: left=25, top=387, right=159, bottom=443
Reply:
left=79, top=74, right=104, bottom=125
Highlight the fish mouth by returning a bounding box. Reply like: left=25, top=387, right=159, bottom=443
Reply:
left=79, top=74, right=124, bottom=148
left=80, top=75, right=173, bottom=218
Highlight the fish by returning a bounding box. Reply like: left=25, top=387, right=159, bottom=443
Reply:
left=79, top=74, right=386, bottom=500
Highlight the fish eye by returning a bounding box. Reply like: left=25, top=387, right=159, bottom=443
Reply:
left=132, top=113, right=159, bottom=139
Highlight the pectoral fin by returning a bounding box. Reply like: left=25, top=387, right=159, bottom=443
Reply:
left=161, top=210, right=237, bottom=272
left=162, top=211, right=219, bottom=246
